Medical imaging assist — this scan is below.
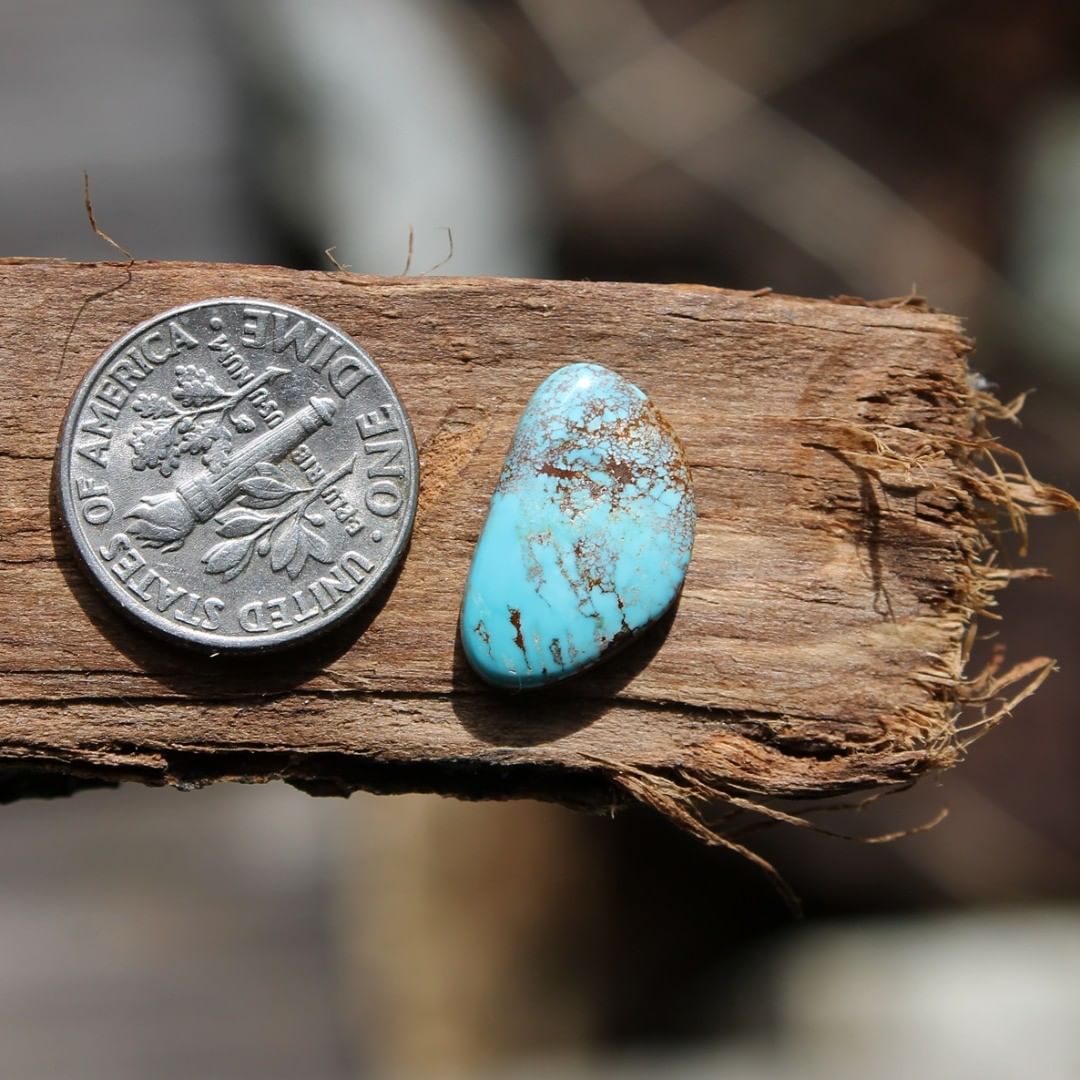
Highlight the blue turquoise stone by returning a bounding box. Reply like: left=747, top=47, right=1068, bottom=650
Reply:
left=460, top=363, right=696, bottom=689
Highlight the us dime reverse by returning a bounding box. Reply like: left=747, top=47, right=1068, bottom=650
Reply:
left=57, top=299, right=418, bottom=651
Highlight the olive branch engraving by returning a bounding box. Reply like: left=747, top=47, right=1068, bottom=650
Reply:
left=201, top=455, right=358, bottom=582
left=128, top=364, right=286, bottom=477
left=123, top=395, right=340, bottom=569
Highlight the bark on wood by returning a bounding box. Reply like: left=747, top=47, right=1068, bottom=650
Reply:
left=0, top=258, right=1072, bottom=833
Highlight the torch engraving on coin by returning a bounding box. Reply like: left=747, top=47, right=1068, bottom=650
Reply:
left=57, top=299, right=419, bottom=651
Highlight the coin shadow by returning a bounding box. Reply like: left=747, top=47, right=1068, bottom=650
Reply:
left=48, top=470, right=407, bottom=695
left=449, top=599, right=680, bottom=747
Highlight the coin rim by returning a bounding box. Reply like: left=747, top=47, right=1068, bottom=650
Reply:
left=56, top=297, right=420, bottom=652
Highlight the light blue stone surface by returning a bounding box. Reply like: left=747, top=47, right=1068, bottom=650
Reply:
left=460, top=363, right=696, bottom=689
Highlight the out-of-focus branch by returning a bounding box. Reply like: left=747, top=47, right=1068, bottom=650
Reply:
left=520, top=0, right=1026, bottom=322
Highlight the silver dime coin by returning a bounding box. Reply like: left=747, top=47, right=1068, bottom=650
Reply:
left=57, top=298, right=418, bottom=651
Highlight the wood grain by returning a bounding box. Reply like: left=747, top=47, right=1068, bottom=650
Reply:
left=0, top=258, right=1069, bottom=826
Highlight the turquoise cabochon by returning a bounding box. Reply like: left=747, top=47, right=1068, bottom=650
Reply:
left=460, top=363, right=696, bottom=689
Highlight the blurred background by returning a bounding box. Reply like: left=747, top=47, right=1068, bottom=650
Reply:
left=2, top=1, right=1080, bottom=1077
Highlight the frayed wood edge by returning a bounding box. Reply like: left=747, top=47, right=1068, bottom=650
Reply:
left=594, top=757, right=952, bottom=916
left=594, top=376, right=1076, bottom=908
left=598, top=759, right=805, bottom=916
left=943, top=382, right=1075, bottom=758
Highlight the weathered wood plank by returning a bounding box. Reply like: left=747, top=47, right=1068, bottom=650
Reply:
left=0, top=258, right=1069, bottom=824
